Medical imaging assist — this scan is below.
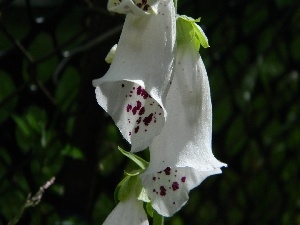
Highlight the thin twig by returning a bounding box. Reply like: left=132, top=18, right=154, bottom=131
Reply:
left=34, top=28, right=86, bottom=65
left=0, top=21, right=35, bottom=63
left=36, top=80, right=56, bottom=106
left=53, top=24, right=123, bottom=83
left=8, top=177, right=55, bottom=225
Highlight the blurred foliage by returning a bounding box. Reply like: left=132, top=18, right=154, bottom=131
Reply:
left=0, top=0, right=299, bottom=225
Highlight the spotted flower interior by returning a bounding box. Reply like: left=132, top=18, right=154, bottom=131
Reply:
left=108, top=0, right=158, bottom=15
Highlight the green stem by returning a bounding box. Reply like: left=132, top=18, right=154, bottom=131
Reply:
left=153, top=210, right=164, bottom=225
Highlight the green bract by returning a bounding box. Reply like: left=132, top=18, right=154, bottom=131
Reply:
left=118, top=146, right=149, bottom=170
left=176, top=15, right=209, bottom=51
left=114, top=147, right=150, bottom=203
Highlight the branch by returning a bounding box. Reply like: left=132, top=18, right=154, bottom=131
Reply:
left=53, top=24, right=122, bottom=83
left=8, top=177, right=56, bottom=225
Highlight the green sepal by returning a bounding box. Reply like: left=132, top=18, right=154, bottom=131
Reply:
left=114, top=175, right=130, bottom=203
left=135, top=177, right=150, bottom=203
left=146, top=202, right=154, bottom=217
left=176, top=15, right=209, bottom=51
left=124, top=169, right=143, bottom=176
left=114, top=173, right=151, bottom=204
left=118, top=146, right=149, bottom=170
left=117, top=175, right=137, bottom=202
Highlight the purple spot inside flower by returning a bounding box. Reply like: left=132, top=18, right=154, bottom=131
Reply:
left=139, top=107, right=145, bottom=115
left=121, top=84, right=125, bottom=87
left=134, top=126, right=140, bottom=133
left=126, top=104, right=132, bottom=112
left=153, top=177, right=156, bottom=181
left=136, top=117, right=141, bottom=124
left=172, top=182, right=179, bottom=191
left=181, top=177, right=186, bottom=183
left=160, top=186, right=166, bottom=196
left=136, top=101, right=142, bottom=110
left=132, top=107, right=138, bottom=115
left=137, top=86, right=142, bottom=95
left=143, top=113, right=153, bottom=126
left=164, top=167, right=171, bottom=175
left=137, top=86, right=149, bottom=99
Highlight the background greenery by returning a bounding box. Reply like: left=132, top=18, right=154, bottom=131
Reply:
left=0, top=0, right=299, bottom=224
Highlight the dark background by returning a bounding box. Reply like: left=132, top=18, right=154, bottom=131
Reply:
left=0, top=0, right=299, bottom=224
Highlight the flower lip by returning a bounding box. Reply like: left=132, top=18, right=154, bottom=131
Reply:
left=140, top=166, right=223, bottom=217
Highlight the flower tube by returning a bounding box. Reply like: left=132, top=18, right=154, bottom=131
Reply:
left=93, top=0, right=176, bottom=152
left=140, top=16, right=227, bottom=217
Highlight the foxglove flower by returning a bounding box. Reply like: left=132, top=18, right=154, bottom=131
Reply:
left=93, top=0, right=176, bottom=152
left=140, top=16, right=227, bottom=217
left=102, top=192, right=149, bottom=225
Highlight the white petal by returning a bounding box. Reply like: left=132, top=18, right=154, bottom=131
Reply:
left=93, top=0, right=176, bottom=152
left=141, top=166, right=221, bottom=216
left=145, top=44, right=226, bottom=173
left=95, top=83, right=164, bottom=152
left=102, top=194, right=149, bottom=225
left=140, top=43, right=227, bottom=216
left=108, top=0, right=159, bottom=15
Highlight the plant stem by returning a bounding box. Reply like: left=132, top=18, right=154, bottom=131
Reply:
left=153, top=210, right=164, bottom=225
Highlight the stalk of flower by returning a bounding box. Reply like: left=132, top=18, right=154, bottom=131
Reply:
left=101, top=16, right=227, bottom=224
left=139, top=16, right=227, bottom=217
left=93, top=0, right=176, bottom=152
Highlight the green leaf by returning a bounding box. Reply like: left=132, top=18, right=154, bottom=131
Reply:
left=146, top=202, right=154, bottom=217
left=153, top=210, right=164, bottom=225
left=62, top=144, right=84, bottom=160
left=177, top=15, right=209, bottom=51
left=55, top=67, right=80, bottom=112
left=118, top=146, right=149, bottom=170
left=124, top=169, right=143, bottom=176
left=118, top=176, right=137, bottom=201
left=12, top=115, right=31, bottom=136
left=114, top=175, right=130, bottom=203
left=0, top=71, right=17, bottom=124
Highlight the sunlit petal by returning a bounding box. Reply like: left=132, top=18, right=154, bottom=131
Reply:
left=93, top=0, right=176, bottom=152
left=140, top=43, right=226, bottom=216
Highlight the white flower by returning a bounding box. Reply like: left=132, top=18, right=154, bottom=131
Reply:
left=139, top=24, right=227, bottom=216
left=102, top=192, right=149, bottom=225
left=93, top=0, right=176, bottom=152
